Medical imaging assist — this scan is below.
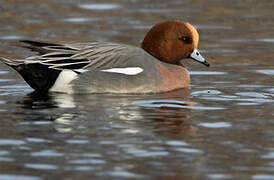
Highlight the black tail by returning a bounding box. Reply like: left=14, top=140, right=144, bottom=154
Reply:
left=0, top=57, right=61, bottom=92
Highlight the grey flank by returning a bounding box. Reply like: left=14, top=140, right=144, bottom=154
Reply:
left=0, top=41, right=165, bottom=93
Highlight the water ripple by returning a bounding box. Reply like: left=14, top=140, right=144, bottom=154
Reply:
left=25, top=163, right=57, bottom=170
left=127, top=148, right=169, bottom=157
left=69, top=159, right=106, bottom=164
left=261, top=152, right=274, bottom=159
left=208, top=174, right=232, bottom=179
left=0, top=139, right=25, bottom=146
left=175, top=148, right=202, bottom=153
left=0, top=70, right=9, bottom=75
left=166, top=141, right=189, bottom=146
left=101, top=167, right=144, bottom=178
left=256, top=69, right=274, bottom=75
left=74, top=166, right=95, bottom=171
left=66, top=139, right=90, bottom=144
left=0, top=150, right=9, bottom=156
left=0, top=157, right=14, bottom=162
left=62, top=17, right=96, bottom=23
left=26, top=138, right=51, bottom=143
left=190, top=71, right=227, bottom=75
left=199, top=122, right=232, bottom=128
left=31, top=150, right=63, bottom=157
left=0, top=35, right=24, bottom=40
left=82, top=153, right=102, bottom=158
left=78, top=3, right=120, bottom=10
left=252, top=174, right=274, bottom=180
left=236, top=92, right=269, bottom=98
left=256, top=38, right=274, bottom=43
left=132, top=99, right=224, bottom=110
left=0, top=174, right=41, bottom=180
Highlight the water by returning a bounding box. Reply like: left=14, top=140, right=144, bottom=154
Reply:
left=0, top=0, right=274, bottom=179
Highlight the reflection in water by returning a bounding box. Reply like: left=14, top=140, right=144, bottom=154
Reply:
left=17, top=89, right=196, bottom=137
left=0, top=0, right=274, bottom=179
left=19, top=92, right=57, bottom=110
left=0, top=88, right=204, bottom=179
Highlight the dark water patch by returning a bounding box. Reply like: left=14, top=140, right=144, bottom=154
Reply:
left=0, top=0, right=274, bottom=179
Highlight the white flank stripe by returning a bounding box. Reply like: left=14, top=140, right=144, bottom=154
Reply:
left=49, top=70, right=78, bottom=93
left=101, top=67, right=143, bottom=75
left=74, top=69, right=89, bottom=73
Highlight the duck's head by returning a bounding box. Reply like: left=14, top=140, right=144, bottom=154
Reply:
left=141, top=20, right=210, bottom=67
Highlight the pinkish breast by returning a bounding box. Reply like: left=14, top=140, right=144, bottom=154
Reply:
left=156, top=63, right=190, bottom=92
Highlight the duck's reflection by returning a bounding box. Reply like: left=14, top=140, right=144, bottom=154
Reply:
left=19, top=88, right=196, bottom=137
left=19, top=92, right=57, bottom=109
left=130, top=89, right=197, bottom=137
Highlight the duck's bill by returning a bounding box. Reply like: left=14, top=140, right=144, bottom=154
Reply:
left=190, top=49, right=210, bottom=67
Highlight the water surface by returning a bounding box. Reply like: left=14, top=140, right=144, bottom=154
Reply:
left=0, top=0, right=274, bottom=179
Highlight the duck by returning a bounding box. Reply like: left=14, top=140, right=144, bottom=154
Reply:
left=0, top=20, right=210, bottom=94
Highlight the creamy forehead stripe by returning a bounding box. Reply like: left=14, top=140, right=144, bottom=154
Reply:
left=101, top=67, right=143, bottom=75
left=185, top=22, right=199, bottom=48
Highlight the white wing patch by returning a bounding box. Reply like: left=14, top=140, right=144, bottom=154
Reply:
left=49, top=70, right=78, bottom=93
left=74, top=69, right=89, bottom=73
left=101, top=67, right=143, bottom=75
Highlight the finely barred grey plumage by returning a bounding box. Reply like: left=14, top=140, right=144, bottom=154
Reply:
left=0, top=40, right=162, bottom=93
left=18, top=42, right=131, bottom=71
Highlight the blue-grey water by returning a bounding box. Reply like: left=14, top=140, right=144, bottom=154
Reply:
left=0, top=0, right=274, bottom=179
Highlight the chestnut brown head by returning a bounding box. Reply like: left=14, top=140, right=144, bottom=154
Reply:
left=141, top=21, right=209, bottom=67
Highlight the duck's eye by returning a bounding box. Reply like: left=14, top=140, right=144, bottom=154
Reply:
left=179, top=36, right=191, bottom=44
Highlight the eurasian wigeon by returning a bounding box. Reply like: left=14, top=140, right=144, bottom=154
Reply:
left=0, top=20, right=210, bottom=94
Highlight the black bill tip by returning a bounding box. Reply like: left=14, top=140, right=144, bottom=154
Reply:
left=203, top=60, right=210, bottom=67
